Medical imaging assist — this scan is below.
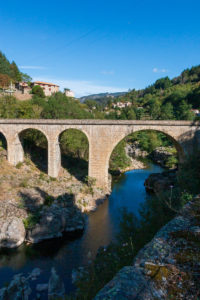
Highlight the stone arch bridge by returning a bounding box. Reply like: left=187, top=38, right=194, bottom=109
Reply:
left=0, top=119, right=199, bottom=189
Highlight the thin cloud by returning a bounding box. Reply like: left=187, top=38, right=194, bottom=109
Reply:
left=101, top=70, right=115, bottom=75
left=33, top=77, right=127, bottom=97
left=20, top=66, right=47, bottom=70
left=153, top=68, right=168, bottom=73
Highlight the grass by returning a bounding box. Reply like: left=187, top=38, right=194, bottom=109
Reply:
left=19, top=178, right=29, bottom=188
left=23, top=212, right=41, bottom=229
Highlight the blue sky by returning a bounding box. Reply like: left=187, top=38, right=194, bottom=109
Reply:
left=0, top=0, right=200, bottom=97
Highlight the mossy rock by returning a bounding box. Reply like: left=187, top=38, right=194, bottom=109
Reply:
left=145, top=262, right=171, bottom=281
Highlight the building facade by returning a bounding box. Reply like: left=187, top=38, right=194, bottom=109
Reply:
left=64, top=88, right=74, bottom=97
left=32, top=81, right=59, bottom=96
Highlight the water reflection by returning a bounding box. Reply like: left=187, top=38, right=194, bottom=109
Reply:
left=0, top=163, right=163, bottom=295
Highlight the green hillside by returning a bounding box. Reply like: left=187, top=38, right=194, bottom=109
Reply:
left=85, top=65, right=200, bottom=121
left=0, top=51, right=31, bottom=88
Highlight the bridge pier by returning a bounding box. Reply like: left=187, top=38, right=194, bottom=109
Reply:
left=48, top=139, right=61, bottom=178
left=89, top=152, right=109, bottom=190
left=7, top=135, right=24, bottom=166
left=88, top=135, right=113, bottom=190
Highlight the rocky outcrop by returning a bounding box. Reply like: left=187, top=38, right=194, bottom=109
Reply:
left=0, top=155, right=109, bottom=248
left=74, top=187, right=109, bottom=212
left=94, top=197, right=200, bottom=299
left=26, top=204, right=84, bottom=243
left=126, top=142, right=148, bottom=158
left=144, top=170, right=176, bottom=194
left=0, top=201, right=27, bottom=248
left=150, top=147, right=176, bottom=168
left=0, top=217, right=26, bottom=248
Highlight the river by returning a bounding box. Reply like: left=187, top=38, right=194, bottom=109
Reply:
left=0, top=163, right=163, bottom=296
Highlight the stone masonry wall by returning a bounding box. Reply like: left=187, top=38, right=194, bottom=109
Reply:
left=0, top=119, right=199, bottom=189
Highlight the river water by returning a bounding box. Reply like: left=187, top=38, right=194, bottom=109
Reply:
left=0, top=163, right=163, bottom=296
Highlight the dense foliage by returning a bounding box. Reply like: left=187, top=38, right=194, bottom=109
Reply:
left=0, top=51, right=31, bottom=87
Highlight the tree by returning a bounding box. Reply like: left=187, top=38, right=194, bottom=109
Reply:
left=0, top=51, right=12, bottom=77
left=154, top=77, right=172, bottom=90
left=85, top=99, right=97, bottom=110
left=161, top=103, right=174, bottom=120
left=127, top=108, right=136, bottom=120
left=21, top=73, right=32, bottom=83
left=10, top=61, right=22, bottom=82
left=31, top=85, right=45, bottom=98
left=0, top=74, right=11, bottom=88
left=175, top=100, right=194, bottom=120
left=187, top=87, right=200, bottom=108
left=149, top=99, right=161, bottom=119
left=136, top=108, right=145, bottom=120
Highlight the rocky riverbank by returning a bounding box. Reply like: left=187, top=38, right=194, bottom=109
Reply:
left=150, top=146, right=178, bottom=168
left=0, top=267, right=66, bottom=300
left=95, top=196, right=200, bottom=299
left=0, top=150, right=108, bottom=249
left=126, top=142, right=178, bottom=169
left=144, top=170, right=177, bottom=194
left=117, top=158, right=147, bottom=174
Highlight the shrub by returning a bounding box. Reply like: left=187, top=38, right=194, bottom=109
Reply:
left=19, top=178, right=29, bottom=188
left=16, top=161, right=23, bottom=169
left=31, top=85, right=45, bottom=98
left=85, top=176, right=96, bottom=187
left=23, top=212, right=40, bottom=229
left=165, top=155, right=178, bottom=169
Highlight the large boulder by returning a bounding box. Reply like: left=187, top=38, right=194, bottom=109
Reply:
left=0, top=217, right=26, bottom=248
left=26, top=204, right=84, bottom=243
left=144, top=171, right=176, bottom=194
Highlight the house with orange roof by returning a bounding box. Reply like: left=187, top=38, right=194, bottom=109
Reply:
left=32, top=81, right=59, bottom=96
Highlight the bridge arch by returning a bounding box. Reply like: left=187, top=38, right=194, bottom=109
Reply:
left=58, top=128, right=89, bottom=181
left=0, top=131, right=8, bottom=159
left=17, top=128, right=49, bottom=173
left=109, top=129, right=184, bottom=162
left=107, top=128, right=185, bottom=185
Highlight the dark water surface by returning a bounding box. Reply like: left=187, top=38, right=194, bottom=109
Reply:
left=0, top=163, right=163, bottom=295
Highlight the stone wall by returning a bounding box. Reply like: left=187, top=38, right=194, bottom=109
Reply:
left=13, top=91, right=32, bottom=101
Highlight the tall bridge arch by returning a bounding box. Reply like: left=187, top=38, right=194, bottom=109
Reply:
left=0, top=119, right=199, bottom=189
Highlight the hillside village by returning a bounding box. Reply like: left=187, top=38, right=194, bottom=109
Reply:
left=0, top=50, right=200, bottom=120
left=2, top=80, right=74, bottom=100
